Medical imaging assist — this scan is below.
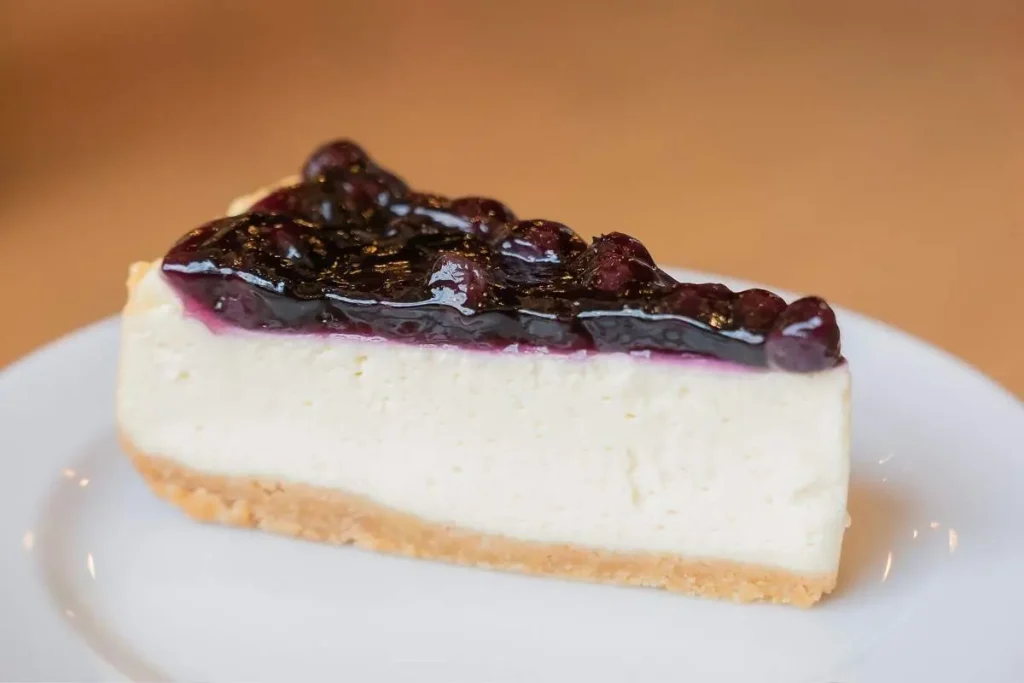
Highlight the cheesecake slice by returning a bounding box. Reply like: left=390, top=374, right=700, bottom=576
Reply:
left=117, top=140, right=851, bottom=607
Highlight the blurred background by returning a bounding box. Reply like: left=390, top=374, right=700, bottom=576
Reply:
left=2, top=0, right=1021, bottom=393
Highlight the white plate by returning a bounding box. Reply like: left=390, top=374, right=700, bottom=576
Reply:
left=2, top=268, right=1023, bottom=683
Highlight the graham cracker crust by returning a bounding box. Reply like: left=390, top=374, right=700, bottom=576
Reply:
left=123, top=437, right=836, bottom=607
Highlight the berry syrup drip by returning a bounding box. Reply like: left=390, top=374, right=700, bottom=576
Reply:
left=162, top=139, right=841, bottom=371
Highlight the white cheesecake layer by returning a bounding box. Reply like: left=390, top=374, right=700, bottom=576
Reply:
left=118, top=263, right=851, bottom=574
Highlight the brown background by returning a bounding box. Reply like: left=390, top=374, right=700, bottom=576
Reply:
left=2, top=1, right=1022, bottom=394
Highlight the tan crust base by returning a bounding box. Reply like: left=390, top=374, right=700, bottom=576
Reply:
left=123, top=436, right=836, bottom=607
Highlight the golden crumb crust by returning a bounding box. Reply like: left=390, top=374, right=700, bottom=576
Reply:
left=123, top=434, right=837, bottom=607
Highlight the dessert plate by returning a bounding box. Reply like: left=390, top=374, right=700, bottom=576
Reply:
left=1, top=268, right=1022, bottom=683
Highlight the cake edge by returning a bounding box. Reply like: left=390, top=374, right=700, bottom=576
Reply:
left=121, top=433, right=838, bottom=608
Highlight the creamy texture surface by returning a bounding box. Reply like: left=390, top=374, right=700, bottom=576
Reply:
left=118, top=262, right=851, bottom=574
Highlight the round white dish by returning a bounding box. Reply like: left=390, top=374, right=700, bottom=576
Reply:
left=1, top=269, right=1022, bottom=682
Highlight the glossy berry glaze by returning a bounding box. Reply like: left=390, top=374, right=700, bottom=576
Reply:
left=162, top=139, right=842, bottom=372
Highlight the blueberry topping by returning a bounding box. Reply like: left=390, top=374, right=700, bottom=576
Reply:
left=659, top=283, right=735, bottom=329
left=572, top=233, right=663, bottom=294
left=301, top=139, right=371, bottom=181
left=163, top=214, right=328, bottom=329
left=765, top=297, right=842, bottom=372
left=388, top=193, right=517, bottom=240
left=390, top=192, right=464, bottom=229
left=594, top=232, right=654, bottom=264
left=450, top=197, right=516, bottom=237
left=248, top=182, right=347, bottom=226
left=161, top=140, right=842, bottom=370
left=428, top=253, right=490, bottom=311
left=499, top=220, right=586, bottom=264
left=249, top=168, right=408, bottom=227
left=320, top=166, right=409, bottom=217
left=735, top=288, right=787, bottom=332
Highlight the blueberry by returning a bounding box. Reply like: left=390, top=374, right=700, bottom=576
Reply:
left=427, top=253, right=489, bottom=310
left=321, top=166, right=409, bottom=216
left=735, top=288, right=786, bottom=331
left=301, top=139, right=370, bottom=181
left=248, top=183, right=335, bottom=225
left=659, top=283, right=736, bottom=329
left=499, top=219, right=585, bottom=264
left=765, top=297, right=841, bottom=372
left=391, top=192, right=451, bottom=216
left=388, top=193, right=516, bottom=239
left=573, top=232, right=657, bottom=293
left=450, top=197, right=516, bottom=237
left=580, top=254, right=638, bottom=293
left=390, top=192, right=464, bottom=228
left=694, top=283, right=732, bottom=299
left=593, top=232, right=654, bottom=264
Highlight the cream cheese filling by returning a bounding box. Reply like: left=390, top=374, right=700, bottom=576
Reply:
left=118, top=263, right=851, bottom=573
